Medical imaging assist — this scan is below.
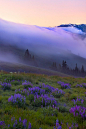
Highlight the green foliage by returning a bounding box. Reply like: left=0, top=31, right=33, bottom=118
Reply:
left=0, top=72, right=86, bottom=129
left=70, top=94, right=77, bottom=100
left=43, top=87, right=52, bottom=93
left=11, top=80, right=21, bottom=86
left=0, top=96, right=3, bottom=103
left=39, top=107, right=58, bottom=117
left=59, top=106, right=69, bottom=113
left=24, top=84, right=32, bottom=89
left=52, top=92, right=63, bottom=98
left=28, top=94, right=34, bottom=103
left=32, top=98, right=42, bottom=107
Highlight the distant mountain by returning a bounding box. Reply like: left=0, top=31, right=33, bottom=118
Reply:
left=58, top=24, right=86, bottom=33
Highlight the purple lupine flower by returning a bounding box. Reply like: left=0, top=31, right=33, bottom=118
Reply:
left=11, top=117, right=15, bottom=121
left=57, top=81, right=71, bottom=89
left=28, top=122, right=31, bottom=129
left=56, top=119, right=59, bottom=127
left=1, top=82, right=11, bottom=90
left=19, top=117, right=22, bottom=122
left=8, top=124, right=10, bottom=127
left=22, top=119, right=27, bottom=127
left=8, top=94, right=26, bottom=104
left=15, top=120, right=17, bottom=125
left=13, top=123, right=16, bottom=127
left=13, top=120, right=17, bottom=128
left=81, top=99, right=84, bottom=104
left=22, top=81, right=33, bottom=87
left=75, top=123, right=78, bottom=127
left=71, top=123, right=74, bottom=128
left=57, top=126, right=62, bottom=129
left=0, top=121, right=5, bottom=126
left=53, top=126, right=56, bottom=129
left=76, top=83, right=86, bottom=88
left=69, top=105, right=86, bottom=119
left=15, top=89, right=17, bottom=92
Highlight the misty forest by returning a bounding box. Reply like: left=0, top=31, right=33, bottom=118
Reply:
left=0, top=19, right=86, bottom=129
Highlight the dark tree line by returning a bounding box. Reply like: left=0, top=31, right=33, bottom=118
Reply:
left=24, top=49, right=86, bottom=77
left=52, top=62, right=57, bottom=68
left=61, top=60, right=85, bottom=76
left=52, top=60, right=86, bottom=77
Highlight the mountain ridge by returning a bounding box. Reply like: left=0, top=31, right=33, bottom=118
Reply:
left=58, top=24, right=86, bottom=33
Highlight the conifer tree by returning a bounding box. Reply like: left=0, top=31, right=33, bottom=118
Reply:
left=81, top=65, right=84, bottom=73
left=62, top=60, right=65, bottom=68
left=75, top=63, right=78, bottom=72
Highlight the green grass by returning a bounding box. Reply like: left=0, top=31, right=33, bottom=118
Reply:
left=0, top=72, right=86, bottom=129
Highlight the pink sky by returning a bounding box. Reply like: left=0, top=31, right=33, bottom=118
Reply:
left=0, top=0, right=86, bottom=27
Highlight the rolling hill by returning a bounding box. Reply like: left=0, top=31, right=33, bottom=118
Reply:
left=0, top=19, right=86, bottom=74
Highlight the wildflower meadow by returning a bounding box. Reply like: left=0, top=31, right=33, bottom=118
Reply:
left=0, top=72, right=86, bottom=129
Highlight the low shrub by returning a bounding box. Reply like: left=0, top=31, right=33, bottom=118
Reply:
left=1, top=82, right=11, bottom=91
left=8, top=93, right=26, bottom=108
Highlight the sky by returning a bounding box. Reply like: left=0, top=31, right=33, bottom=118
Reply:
left=0, top=0, right=86, bottom=27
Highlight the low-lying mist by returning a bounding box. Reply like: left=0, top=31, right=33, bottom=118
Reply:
left=0, top=52, right=20, bottom=64
left=0, top=18, right=86, bottom=70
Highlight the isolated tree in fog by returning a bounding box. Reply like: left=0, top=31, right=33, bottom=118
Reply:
left=52, top=62, right=57, bottom=67
left=75, top=63, right=78, bottom=72
left=53, top=62, right=54, bottom=67
left=25, top=49, right=29, bottom=58
left=64, top=61, right=67, bottom=68
left=62, top=60, right=65, bottom=68
left=55, top=62, right=56, bottom=67
left=62, top=60, right=67, bottom=68
left=81, top=65, right=84, bottom=73
left=33, top=55, right=34, bottom=59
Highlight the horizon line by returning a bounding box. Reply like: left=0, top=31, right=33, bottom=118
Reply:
left=0, top=18, right=86, bottom=27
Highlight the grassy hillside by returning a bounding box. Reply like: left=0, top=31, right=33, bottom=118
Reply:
left=0, top=72, right=86, bottom=129
left=0, top=61, right=71, bottom=77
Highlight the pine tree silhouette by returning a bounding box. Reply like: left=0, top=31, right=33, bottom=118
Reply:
left=64, top=61, right=67, bottom=68
left=55, top=62, right=56, bottom=67
left=75, top=63, right=78, bottom=72
left=62, top=60, right=67, bottom=69
left=81, top=65, right=84, bottom=73
left=53, top=62, right=54, bottom=67
left=33, top=55, right=34, bottom=59
left=62, top=60, right=65, bottom=68
left=25, top=49, right=29, bottom=58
